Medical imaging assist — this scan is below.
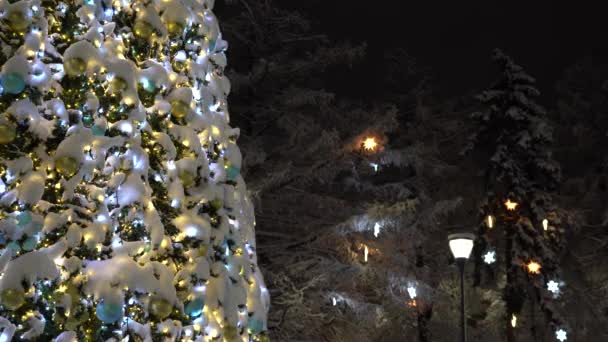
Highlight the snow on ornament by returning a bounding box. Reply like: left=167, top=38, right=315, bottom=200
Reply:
left=556, top=328, right=567, bottom=341
left=1, top=72, right=26, bottom=94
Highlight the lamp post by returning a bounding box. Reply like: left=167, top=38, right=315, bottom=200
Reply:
left=448, top=233, right=475, bottom=342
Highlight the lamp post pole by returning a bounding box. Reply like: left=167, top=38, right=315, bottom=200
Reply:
left=457, top=258, right=466, bottom=342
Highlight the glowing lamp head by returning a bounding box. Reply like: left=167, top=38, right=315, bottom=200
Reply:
left=448, top=233, right=475, bottom=260
left=504, top=199, right=518, bottom=211
left=526, top=261, right=541, bottom=274
left=362, top=137, right=378, bottom=151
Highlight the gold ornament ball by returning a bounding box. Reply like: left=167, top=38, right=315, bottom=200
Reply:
left=178, top=170, right=195, bottom=187
left=55, top=156, right=79, bottom=178
left=197, top=244, right=208, bottom=257
left=149, top=297, right=172, bottom=319
left=167, top=21, right=185, bottom=37
left=170, top=100, right=190, bottom=118
left=223, top=325, right=239, bottom=341
left=64, top=58, right=87, bottom=77
left=133, top=20, right=155, bottom=39
left=0, top=124, right=16, bottom=144
left=111, top=77, right=128, bottom=92
left=5, top=11, right=30, bottom=31
left=1, top=288, right=25, bottom=310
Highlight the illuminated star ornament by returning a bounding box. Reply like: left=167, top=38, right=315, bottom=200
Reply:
left=547, top=280, right=560, bottom=295
left=556, top=328, right=567, bottom=341
left=526, top=261, right=541, bottom=274
left=483, top=250, right=496, bottom=264
left=504, top=199, right=518, bottom=211
left=362, top=137, right=378, bottom=151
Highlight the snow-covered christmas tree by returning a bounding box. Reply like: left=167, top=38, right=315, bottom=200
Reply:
left=0, top=0, right=269, bottom=340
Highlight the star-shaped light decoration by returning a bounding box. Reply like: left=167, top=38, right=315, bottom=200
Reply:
left=504, top=199, right=519, bottom=211
left=363, top=137, right=378, bottom=151
left=547, top=280, right=560, bottom=295
left=527, top=261, right=541, bottom=274
left=483, top=250, right=496, bottom=264
left=555, top=328, right=567, bottom=341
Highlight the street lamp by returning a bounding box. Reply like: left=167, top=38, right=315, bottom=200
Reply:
left=448, top=233, right=475, bottom=342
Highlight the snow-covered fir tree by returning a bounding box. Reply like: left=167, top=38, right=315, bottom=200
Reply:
left=0, top=0, right=269, bottom=340
left=464, top=49, right=568, bottom=341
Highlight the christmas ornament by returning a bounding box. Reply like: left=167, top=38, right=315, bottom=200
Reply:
left=111, top=77, right=128, bottom=92
left=149, top=297, right=172, bottom=319
left=6, top=241, right=20, bottom=254
left=178, top=170, right=195, bottom=187
left=4, top=10, right=30, bottom=31
left=17, top=211, right=32, bottom=227
left=22, top=236, right=37, bottom=251
left=0, top=123, right=16, bottom=144
left=226, top=165, right=240, bottom=180
left=170, top=100, right=189, bottom=118
left=1, top=72, right=26, bottom=94
left=248, top=318, right=264, bottom=334
left=55, top=156, right=79, bottom=178
left=166, top=21, right=185, bottom=37
left=91, top=125, right=105, bottom=136
left=141, top=78, right=157, bottom=93
left=210, top=198, right=223, bottom=211
left=133, top=20, right=155, bottom=39
left=96, top=300, right=123, bottom=323
left=64, top=58, right=87, bottom=77
left=1, top=288, right=26, bottom=310
left=82, top=113, right=94, bottom=127
left=223, top=325, right=238, bottom=340
left=184, top=298, right=204, bottom=317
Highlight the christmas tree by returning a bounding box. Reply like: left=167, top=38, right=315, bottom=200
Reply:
left=464, top=50, right=567, bottom=341
left=0, top=0, right=268, bottom=340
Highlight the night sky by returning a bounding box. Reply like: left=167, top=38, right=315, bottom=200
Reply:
left=275, top=0, right=607, bottom=102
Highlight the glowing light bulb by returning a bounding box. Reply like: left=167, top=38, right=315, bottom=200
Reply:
left=542, top=219, right=549, bottom=231
left=407, top=285, right=417, bottom=299
left=331, top=297, right=337, bottom=306
left=526, top=261, right=541, bottom=274
left=370, top=162, right=379, bottom=172
left=483, top=250, right=496, bottom=264
left=362, top=137, right=378, bottom=151
left=511, top=314, right=517, bottom=327
left=373, top=222, right=381, bottom=237
left=504, top=199, right=518, bottom=211
left=487, top=215, right=494, bottom=228
left=363, top=245, right=369, bottom=263
left=556, top=328, right=567, bottom=341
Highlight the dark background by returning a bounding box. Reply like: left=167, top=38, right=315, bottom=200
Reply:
left=266, top=1, right=606, bottom=101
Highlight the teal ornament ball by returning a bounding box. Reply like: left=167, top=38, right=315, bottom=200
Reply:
left=141, top=78, right=157, bottom=93
left=184, top=298, right=204, bottom=317
left=1, top=73, right=26, bottom=94
left=6, top=241, right=21, bottom=254
left=22, top=237, right=37, bottom=251
left=17, top=211, right=32, bottom=227
left=248, top=318, right=265, bottom=334
left=91, top=125, right=105, bottom=136
left=82, top=114, right=94, bottom=127
left=96, top=300, right=123, bottom=323
left=226, top=165, right=240, bottom=180
left=207, top=38, right=216, bottom=53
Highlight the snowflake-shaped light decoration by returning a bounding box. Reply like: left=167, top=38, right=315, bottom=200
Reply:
left=555, top=328, right=567, bottom=341
left=547, top=280, right=560, bottom=295
left=407, top=285, right=417, bottom=300
left=483, top=250, right=496, bottom=264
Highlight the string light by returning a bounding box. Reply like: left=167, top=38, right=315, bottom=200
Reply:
left=487, top=215, right=494, bottom=228
left=542, top=218, right=549, bottom=231
left=363, top=245, right=369, bottom=263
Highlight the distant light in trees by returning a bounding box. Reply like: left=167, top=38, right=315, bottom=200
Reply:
left=332, top=297, right=337, bottom=306
left=504, top=199, right=518, bottom=211
left=362, top=137, right=378, bottom=151
left=511, top=314, right=517, bottom=327
left=542, top=218, right=549, bottom=231
left=487, top=215, right=494, bottom=228
left=483, top=250, right=496, bottom=264
left=556, top=328, right=567, bottom=341
left=370, top=162, right=379, bottom=172
left=373, top=222, right=381, bottom=237
left=526, top=261, right=541, bottom=274
left=363, top=245, right=369, bottom=263
left=407, top=285, right=417, bottom=299
left=547, top=280, right=560, bottom=295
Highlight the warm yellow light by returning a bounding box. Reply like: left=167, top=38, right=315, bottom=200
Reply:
left=487, top=215, right=494, bottom=228
left=504, top=199, right=518, bottom=211
left=526, top=261, right=541, bottom=274
left=511, top=314, right=517, bottom=327
left=542, top=219, right=548, bottom=231
left=363, top=245, right=369, bottom=263
left=362, top=137, right=378, bottom=151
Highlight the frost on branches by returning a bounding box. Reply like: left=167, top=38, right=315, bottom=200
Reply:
left=0, top=0, right=269, bottom=340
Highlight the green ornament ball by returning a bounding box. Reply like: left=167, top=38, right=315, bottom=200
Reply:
left=55, top=156, right=79, bottom=178
left=6, top=241, right=20, bottom=254
left=96, top=300, right=123, bottom=323
left=64, top=58, right=87, bottom=77
left=210, top=198, right=223, bottom=211
left=170, top=100, right=189, bottom=118
left=1, top=288, right=25, bottom=310
left=184, top=298, right=204, bottom=317
left=226, top=165, right=240, bottom=180
left=17, top=211, right=32, bottom=227
left=141, top=78, right=157, bottom=93
left=111, top=77, right=128, bottom=92
left=82, top=114, right=94, bottom=127
left=0, top=123, right=16, bottom=144
left=178, top=170, right=195, bottom=188
left=21, top=237, right=37, bottom=251
left=167, top=21, right=185, bottom=37
left=149, top=297, right=172, bottom=319
left=133, top=20, right=155, bottom=39
left=1, top=72, right=26, bottom=94
left=5, top=11, right=30, bottom=31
